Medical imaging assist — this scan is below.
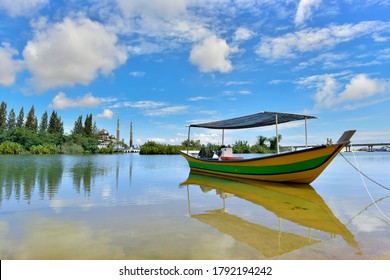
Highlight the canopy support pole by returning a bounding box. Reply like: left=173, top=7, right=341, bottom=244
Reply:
left=187, top=126, right=191, bottom=154
left=305, top=117, right=308, bottom=148
left=276, top=113, right=279, bottom=154
left=222, top=129, right=225, bottom=146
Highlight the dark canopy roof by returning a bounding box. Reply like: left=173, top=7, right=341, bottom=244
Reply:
left=190, top=112, right=316, bottom=130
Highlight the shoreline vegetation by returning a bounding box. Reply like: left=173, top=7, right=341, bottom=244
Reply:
left=0, top=100, right=283, bottom=155
left=139, top=137, right=284, bottom=155
left=0, top=100, right=123, bottom=155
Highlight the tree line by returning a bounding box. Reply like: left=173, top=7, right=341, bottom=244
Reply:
left=0, top=101, right=104, bottom=154
left=1, top=100, right=284, bottom=155
left=230, top=134, right=284, bottom=154
left=139, top=135, right=284, bottom=155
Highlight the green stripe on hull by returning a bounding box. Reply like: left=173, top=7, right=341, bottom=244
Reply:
left=189, top=155, right=330, bottom=175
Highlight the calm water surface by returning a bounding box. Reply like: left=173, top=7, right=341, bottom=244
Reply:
left=0, top=153, right=389, bottom=259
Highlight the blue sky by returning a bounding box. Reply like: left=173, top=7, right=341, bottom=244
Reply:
left=1, top=0, right=390, bottom=147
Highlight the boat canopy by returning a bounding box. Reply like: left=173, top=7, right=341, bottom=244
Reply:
left=189, top=111, right=316, bottom=130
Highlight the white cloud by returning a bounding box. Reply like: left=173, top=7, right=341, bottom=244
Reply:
left=0, top=0, right=48, bottom=17
left=313, top=75, right=339, bottom=109
left=129, top=71, right=146, bottom=78
left=193, top=132, right=221, bottom=145
left=303, top=73, right=390, bottom=110
left=114, top=0, right=212, bottom=44
left=294, top=52, right=348, bottom=70
left=0, top=43, right=21, bottom=86
left=190, top=35, right=238, bottom=73
left=147, top=137, right=168, bottom=144
left=378, top=48, right=390, bottom=60
left=233, top=27, right=254, bottom=41
left=127, top=41, right=166, bottom=56
left=256, top=21, right=390, bottom=60
left=114, top=100, right=189, bottom=117
left=97, top=109, right=114, bottom=119
left=295, top=0, right=322, bottom=26
left=225, top=80, right=252, bottom=86
left=188, top=96, right=212, bottom=101
left=372, top=32, right=389, bottom=42
left=144, top=105, right=189, bottom=117
left=122, top=100, right=166, bottom=109
left=23, top=17, right=127, bottom=91
left=222, top=89, right=252, bottom=96
left=269, top=79, right=289, bottom=85
left=339, top=74, right=387, bottom=103
left=117, top=0, right=188, bottom=18
left=49, top=92, right=102, bottom=109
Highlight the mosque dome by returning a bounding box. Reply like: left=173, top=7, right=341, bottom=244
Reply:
left=99, top=129, right=109, bottom=136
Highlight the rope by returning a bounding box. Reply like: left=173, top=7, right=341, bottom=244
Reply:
left=339, top=152, right=390, bottom=191
left=341, top=147, right=390, bottom=222
left=345, top=195, right=390, bottom=226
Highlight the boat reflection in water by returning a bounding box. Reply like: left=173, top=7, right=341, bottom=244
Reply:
left=180, top=172, right=360, bottom=258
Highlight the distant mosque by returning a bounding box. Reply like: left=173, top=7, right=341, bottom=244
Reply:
left=97, top=117, right=134, bottom=152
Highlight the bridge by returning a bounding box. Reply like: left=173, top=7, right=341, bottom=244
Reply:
left=282, top=142, right=390, bottom=152
left=345, top=143, right=390, bottom=152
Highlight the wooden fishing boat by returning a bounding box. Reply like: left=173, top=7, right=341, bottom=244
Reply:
left=180, top=112, right=355, bottom=184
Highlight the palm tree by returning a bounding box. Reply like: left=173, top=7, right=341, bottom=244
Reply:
left=268, top=134, right=282, bottom=152
left=257, top=135, right=268, bottom=147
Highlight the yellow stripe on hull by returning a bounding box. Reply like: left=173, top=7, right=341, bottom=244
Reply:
left=181, top=144, right=346, bottom=184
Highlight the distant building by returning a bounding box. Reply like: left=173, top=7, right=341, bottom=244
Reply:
left=97, top=129, right=117, bottom=149
left=97, top=117, right=127, bottom=152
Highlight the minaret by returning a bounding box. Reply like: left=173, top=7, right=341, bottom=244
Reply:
left=129, top=120, right=133, bottom=148
left=116, top=116, right=120, bottom=143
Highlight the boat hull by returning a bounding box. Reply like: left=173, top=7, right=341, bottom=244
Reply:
left=180, top=143, right=347, bottom=184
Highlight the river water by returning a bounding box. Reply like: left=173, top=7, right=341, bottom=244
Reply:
left=0, top=152, right=389, bottom=259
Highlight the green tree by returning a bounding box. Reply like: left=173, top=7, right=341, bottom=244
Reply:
left=25, top=105, right=38, bottom=132
left=257, top=135, right=268, bottom=146
left=48, top=111, right=64, bottom=135
left=7, top=108, right=16, bottom=131
left=251, top=135, right=270, bottom=153
left=0, top=101, right=7, bottom=132
left=39, top=111, right=48, bottom=134
left=84, top=114, right=93, bottom=137
left=46, top=111, right=64, bottom=147
left=92, top=121, right=99, bottom=136
left=0, top=140, right=24, bottom=154
left=268, top=134, right=282, bottom=152
left=61, top=142, right=84, bottom=154
left=16, top=107, right=24, bottom=128
left=251, top=143, right=269, bottom=153
left=140, top=141, right=181, bottom=155
left=232, top=140, right=251, bottom=153
left=72, top=115, right=84, bottom=135
left=7, top=127, right=41, bottom=151
left=30, top=144, right=59, bottom=154
left=182, top=139, right=201, bottom=149
left=82, top=137, right=99, bottom=154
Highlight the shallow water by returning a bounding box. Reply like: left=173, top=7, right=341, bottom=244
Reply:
left=0, top=152, right=389, bottom=259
